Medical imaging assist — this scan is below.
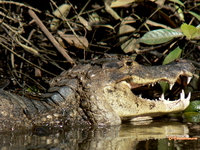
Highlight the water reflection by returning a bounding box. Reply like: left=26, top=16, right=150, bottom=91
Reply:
left=0, top=120, right=199, bottom=150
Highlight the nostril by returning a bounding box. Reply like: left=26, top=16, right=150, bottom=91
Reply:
left=125, top=62, right=132, bottom=66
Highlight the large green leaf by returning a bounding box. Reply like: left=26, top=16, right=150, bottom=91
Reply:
left=162, top=47, right=182, bottom=65
left=139, top=29, right=183, bottom=45
left=160, top=47, right=182, bottom=93
left=184, top=100, right=200, bottom=112
left=183, top=112, right=200, bottom=122
left=180, top=23, right=197, bottom=39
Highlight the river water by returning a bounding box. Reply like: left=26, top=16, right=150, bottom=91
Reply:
left=0, top=119, right=199, bottom=150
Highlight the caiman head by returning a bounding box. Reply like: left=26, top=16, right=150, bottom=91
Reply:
left=50, top=58, right=195, bottom=126
left=0, top=58, right=195, bottom=130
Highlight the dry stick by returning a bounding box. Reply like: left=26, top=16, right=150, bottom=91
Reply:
left=2, top=23, right=66, bottom=72
left=77, top=0, right=92, bottom=15
left=0, top=1, right=54, bottom=18
left=28, top=9, right=75, bottom=65
left=50, top=1, right=91, bottom=53
left=15, top=70, right=47, bottom=91
left=1, top=22, right=40, bottom=56
left=0, top=42, right=57, bottom=77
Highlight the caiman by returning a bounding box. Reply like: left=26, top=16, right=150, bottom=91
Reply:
left=0, top=58, right=195, bottom=130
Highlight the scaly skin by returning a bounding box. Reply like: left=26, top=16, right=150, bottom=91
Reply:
left=0, top=58, right=195, bottom=130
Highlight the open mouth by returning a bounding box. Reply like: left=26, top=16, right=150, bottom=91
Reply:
left=127, top=75, right=192, bottom=102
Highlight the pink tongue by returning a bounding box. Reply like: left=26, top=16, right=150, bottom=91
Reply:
left=129, top=82, right=143, bottom=89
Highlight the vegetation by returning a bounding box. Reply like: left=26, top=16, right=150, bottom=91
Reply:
left=0, top=0, right=199, bottom=97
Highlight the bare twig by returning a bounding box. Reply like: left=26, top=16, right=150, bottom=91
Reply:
left=0, top=42, right=57, bottom=77
left=28, top=9, right=75, bottom=65
left=50, top=1, right=91, bottom=53
left=15, top=70, right=47, bottom=91
left=1, top=23, right=40, bottom=56
left=0, top=1, right=54, bottom=17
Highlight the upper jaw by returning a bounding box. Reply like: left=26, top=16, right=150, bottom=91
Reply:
left=122, top=62, right=195, bottom=106
left=129, top=67, right=194, bottom=88
left=128, top=74, right=193, bottom=100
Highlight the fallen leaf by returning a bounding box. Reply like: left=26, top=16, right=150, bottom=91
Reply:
left=58, top=31, right=89, bottom=49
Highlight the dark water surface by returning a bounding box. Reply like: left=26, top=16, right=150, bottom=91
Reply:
left=0, top=120, right=199, bottom=150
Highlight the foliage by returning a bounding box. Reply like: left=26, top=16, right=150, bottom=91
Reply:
left=162, top=47, right=182, bottom=65
left=183, top=112, right=200, bottom=122
left=0, top=0, right=199, bottom=98
left=181, top=23, right=200, bottom=39
left=184, top=100, right=200, bottom=112
left=139, top=29, right=183, bottom=45
left=159, top=47, right=182, bottom=93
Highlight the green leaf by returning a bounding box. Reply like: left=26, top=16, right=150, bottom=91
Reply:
left=162, top=47, right=182, bottom=65
left=27, top=86, right=40, bottom=92
left=189, top=11, right=200, bottom=21
left=169, top=0, right=185, bottom=7
left=160, top=47, right=182, bottom=93
left=183, top=112, right=200, bottom=122
left=159, top=81, right=169, bottom=94
left=180, top=23, right=197, bottom=39
left=184, top=100, right=200, bottom=112
left=140, top=29, right=183, bottom=45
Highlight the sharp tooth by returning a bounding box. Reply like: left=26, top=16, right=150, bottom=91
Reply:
left=160, top=93, right=165, bottom=100
left=186, top=92, right=191, bottom=101
left=180, top=90, right=185, bottom=100
left=152, top=83, right=154, bottom=87
left=139, top=94, right=142, bottom=98
left=187, top=77, right=192, bottom=84
left=169, top=83, right=174, bottom=90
